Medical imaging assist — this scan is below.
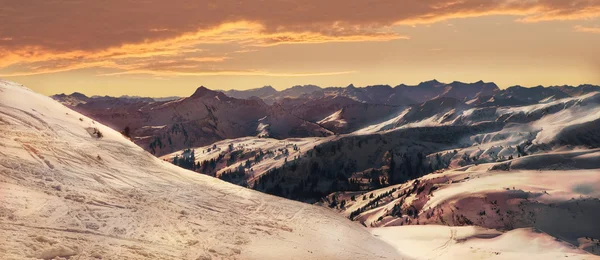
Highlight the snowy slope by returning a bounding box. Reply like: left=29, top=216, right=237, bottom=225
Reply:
left=373, top=225, right=593, bottom=260
left=330, top=150, right=600, bottom=258
left=0, top=80, right=402, bottom=259
left=160, top=136, right=334, bottom=184
left=355, top=91, right=600, bottom=140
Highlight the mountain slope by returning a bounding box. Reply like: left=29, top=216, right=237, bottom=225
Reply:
left=277, top=95, right=406, bottom=133
left=332, top=153, right=600, bottom=257
left=220, top=86, right=278, bottom=101
left=0, top=80, right=401, bottom=260
left=222, top=85, right=321, bottom=104
left=55, top=86, right=332, bottom=156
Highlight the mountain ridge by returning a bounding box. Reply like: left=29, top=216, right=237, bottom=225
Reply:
left=51, top=82, right=600, bottom=156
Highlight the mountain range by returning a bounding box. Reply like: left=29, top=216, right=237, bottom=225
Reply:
left=3, top=78, right=600, bottom=258
left=52, top=80, right=599, bottom=156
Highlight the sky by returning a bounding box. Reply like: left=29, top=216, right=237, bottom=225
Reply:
left=0, top=0, right=599, bottom=97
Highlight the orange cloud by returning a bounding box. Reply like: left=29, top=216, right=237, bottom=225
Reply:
left=1, top=0, right=599, bottom=77
left=574, top=25, right=600, bottom=33
left=0, top=21, right=402, bottom=77
left=186, top=57, right=230, bottom=62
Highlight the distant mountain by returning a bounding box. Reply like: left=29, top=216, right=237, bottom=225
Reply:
left=550, top=84, right=600, bottom=97
left=220, top=80, right=502, bottom=106
left=51, top=92, right=90, bottom=106
left=221, top=81, right=600, bottom=109
left=397, top=97, right=471, bottom=126
left=326, top=84, right=417, bottom=106
left=384, top=80, right=500, bottom=104
left=392, top=79, right=446, bottom=103
left=277, top=95, right=360, bottom=122
left=220, top=86, right=278, bottom=101
left=222, top=85, right=320, bottom=104
left=52, top=81, right=600, bottom=156
left=52, top=92, right=180, bottom=104
left=434, top=80, right=500, bottom=101
left=370, top=91, right=600, bottom=135
left=497, top=85, right=571, bottom=103
left=277, top=95, right=406, bottom=133
left=280, top=85, right=323, bottom=98
left=53, top=86, right=332, bottom=156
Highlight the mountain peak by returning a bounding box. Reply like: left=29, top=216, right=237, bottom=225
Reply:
left=261, top=85, right=277, bottom=91
left=191, top=86, right=216, bottom=98
left=70, top=92, right=89, bottom=99
left=418, top=79, right=443, bottom=87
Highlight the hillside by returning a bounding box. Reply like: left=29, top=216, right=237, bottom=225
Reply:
left=317, top=92, right=600, bottom=256
left=277, top=95, right=406, bottom=133
left=0, top=80, right=400, bottom=259
left=328, top=151, right=600, bottom=256
left=53, top=86, right=332, bottom=156
left=162, top=89, right=600, bottom=205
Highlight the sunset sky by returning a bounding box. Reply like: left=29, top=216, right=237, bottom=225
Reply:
left=1, top=0, right=599, bottom=97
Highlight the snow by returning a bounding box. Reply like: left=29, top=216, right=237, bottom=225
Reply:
left=141, top=125, right=167, bottom=129
left=422, top=168, right=600, bottom=210
left=352, top=108, right=409, bottom=135
left=317, top=109, right=347, bottom=128
left=0, top=79, right=402, bottom=259
left=256, top=122, right=270, bottom=136
left=332, top=147, right=600, bottom=258
left=373, top=225, right=592, bottom=259
left=161, top=136, right=333, bottom=182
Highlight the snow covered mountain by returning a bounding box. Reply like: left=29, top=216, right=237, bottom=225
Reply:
left=0, top=79, right=400, bottom=260
left=5, top=79, right=600, bottom=259
left=53, top=86, right=332, bottom=156
left=161, top=85, right=600, bottom=257
left=53, top=81, right=600, bottom=159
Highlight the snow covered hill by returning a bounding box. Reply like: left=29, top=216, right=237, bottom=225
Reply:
left=0, top=80, right=401, bottom=259
left=330, top=152, right=600, bottom=257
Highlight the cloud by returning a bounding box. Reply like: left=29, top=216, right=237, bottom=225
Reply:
left=0, top=0, right=598, bottom=76
left=186, top=57, right=230, bottom=62
left=0, top=21, right=401, bottom=77
left=574, top=25, right=600, bottom=33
